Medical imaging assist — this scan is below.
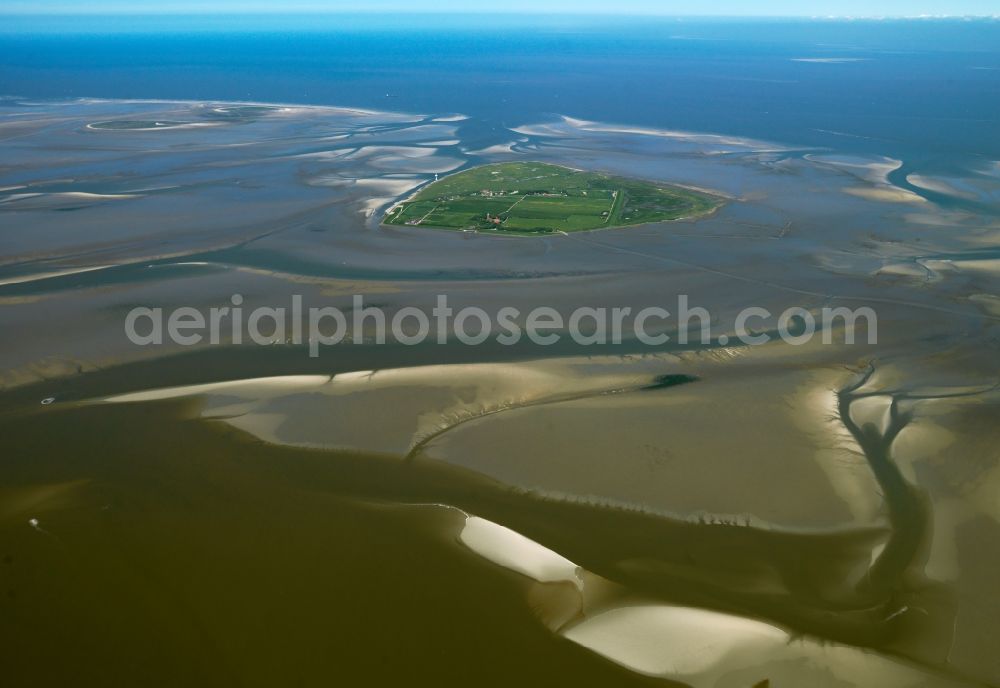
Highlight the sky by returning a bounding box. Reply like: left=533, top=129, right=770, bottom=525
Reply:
left=1, top=0, right=998, bottom=16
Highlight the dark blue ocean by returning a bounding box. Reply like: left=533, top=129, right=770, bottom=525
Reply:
left=2, top=14, right=999, bottom=167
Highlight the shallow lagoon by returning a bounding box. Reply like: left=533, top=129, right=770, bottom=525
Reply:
left=1, top=96, right=999, bottom=686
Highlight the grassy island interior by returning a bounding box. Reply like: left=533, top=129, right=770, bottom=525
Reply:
left=383, top=161, right=720, bottom=234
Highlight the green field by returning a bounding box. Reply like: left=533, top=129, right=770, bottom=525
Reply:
left=383, top=161, right=720, bottom=235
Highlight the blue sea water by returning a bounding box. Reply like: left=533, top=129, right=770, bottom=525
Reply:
left=1, top=14, right=999, bottom=168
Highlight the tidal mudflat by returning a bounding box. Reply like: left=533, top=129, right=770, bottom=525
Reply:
left=1, top=98, right=1000, bottom=686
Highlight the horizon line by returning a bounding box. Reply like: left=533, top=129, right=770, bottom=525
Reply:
left=1, top=11, right=999, bottom=19
left=0, top=10, right=1000, bottom=21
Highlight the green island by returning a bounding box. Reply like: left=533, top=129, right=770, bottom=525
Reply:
left=383, top=161, right=721, bottom=235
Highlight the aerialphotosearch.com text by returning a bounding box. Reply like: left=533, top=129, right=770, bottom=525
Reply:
left=125, top=294, right=878, bottom=357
